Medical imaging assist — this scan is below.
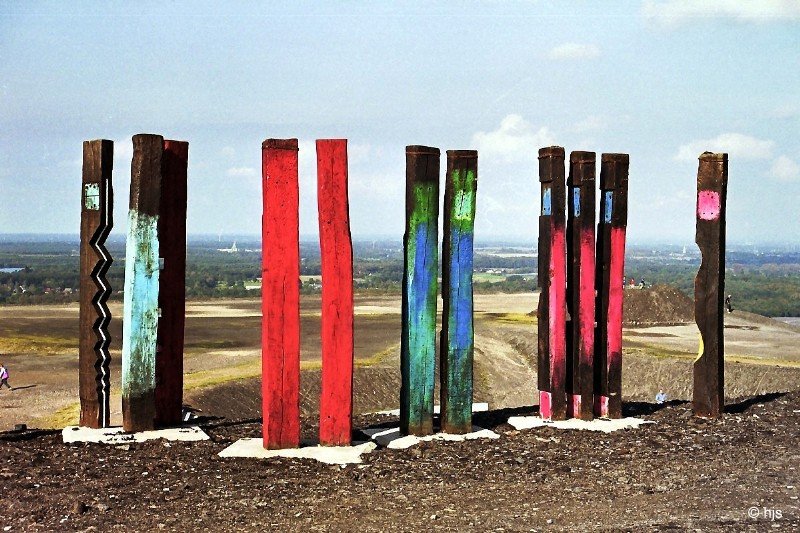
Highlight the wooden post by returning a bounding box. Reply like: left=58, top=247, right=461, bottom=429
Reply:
left=122, top=134, right=163, bottom=432
left=566, top=151, right=596, bottom=420
left=261, top=138, right=301, bottom=449
left=537, top=146, right=567, bottom=421
left=693, top=152, right=727, bottom=418
left=594, top=153, right=629, bottom=419
left=440, top=150, right=478, bottom=434
left=316, top=139, right=354, bottom=445
left=79, top=139, right=113, bottom=429
left=401, top=145, right=440, bottom=436
left=154, top=140, right=188, bottom=427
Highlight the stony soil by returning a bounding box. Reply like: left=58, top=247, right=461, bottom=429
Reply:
left=2, top=392, right=798, bottom=531
left=623, top=284, right=695, bottom=327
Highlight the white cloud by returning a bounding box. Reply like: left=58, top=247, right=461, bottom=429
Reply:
left=770, top=155, right=800, bottom=182
left=770, top=104, right=800, bottom=119
left=226, top=166, right=257, bottom=177
left=674, top=133, right=774, bottom=161
left=547, top=43, right=600, bottom=60
left=643, top=0, right=800, bottom=27
left=471, top=115, right=557, bottom=163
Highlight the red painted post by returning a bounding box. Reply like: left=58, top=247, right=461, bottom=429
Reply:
left=316, top=139, right=354, bottom=446
left=594, top=154, right=629, bottom=418
left=154, top=140, right=188, bottom=427
left=537, top=146, right=567, bottom=421
left=261, top=139, right=301, bottom=449
left=566, top=151, right=596, bottom=420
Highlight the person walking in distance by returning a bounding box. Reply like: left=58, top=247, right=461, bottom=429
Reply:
left=725, top=294, right=733, bottom=313
left=0, top=363, right=11, bottom=390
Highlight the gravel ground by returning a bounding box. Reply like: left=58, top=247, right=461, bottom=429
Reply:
left=1, top=391, right=798, bottom=532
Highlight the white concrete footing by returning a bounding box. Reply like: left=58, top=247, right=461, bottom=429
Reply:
left=218, top=439, right=377, bottom=465
left=362, top=426, right=500, bottom=449
left=507, top=416, right=654, bottom=433
left=62, top=425, right=209, bottom=444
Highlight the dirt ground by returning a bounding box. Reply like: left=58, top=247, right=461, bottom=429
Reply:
left=1, top=392, right=798, bottom=531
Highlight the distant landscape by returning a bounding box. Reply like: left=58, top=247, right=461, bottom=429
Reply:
left=2, top=235, right=800, bottom=317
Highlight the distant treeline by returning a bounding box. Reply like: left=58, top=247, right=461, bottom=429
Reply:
left=2, top=241, right=800, bottom=317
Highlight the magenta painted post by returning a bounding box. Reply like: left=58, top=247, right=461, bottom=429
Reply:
left=537, top=146, right=567, bottom=421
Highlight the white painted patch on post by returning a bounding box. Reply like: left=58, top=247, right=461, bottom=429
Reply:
left=362, top=426, right=500, bottom=449
left=62, top=425, right=209, bottom=444
left=506, top=416, right=654, bottom=433
left=218, top=439, right=377, bottom=465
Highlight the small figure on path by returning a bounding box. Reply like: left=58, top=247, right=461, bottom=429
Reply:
left=725, top=294, right=733, bottom=313
left=639, top=278, right=646, bottom=289
left=0, top=363, right=11, bottom=390
left=655, top=389, right=667, bottom=404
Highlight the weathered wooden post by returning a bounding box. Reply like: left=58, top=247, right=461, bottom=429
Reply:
left=401, top=145, right=440, bottom=436
left=261, top=138, right=301, bottom=449
left=122, top=134, right=163, bottom=432
left=154, top=140, right=189, bottom=427
left=440, top=150, right=478, bottom=434
left=79, top=139, right=114, bottom=428
left=566, top=151, right=596, bottom=420
left=537, top=146, right=567, bottom=421
left=594, top=153, right=629, bottom=419
left=693, top=152, right=728, bottom=418
left=316, top=139, right=354, bottom=445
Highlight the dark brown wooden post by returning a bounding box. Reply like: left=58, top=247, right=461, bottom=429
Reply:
left=566, top=151, right=596, bottom=420
left=537, top=146, right=567, bottom=421
left=154, top=140, right=188, bottom=427
left=79, top=139, right=114, bottom=428
left=122, top=134, right=163, bottom=432
left=693, top=152, right=727, bottom=418
left=594, top=154, right=629, bottom=419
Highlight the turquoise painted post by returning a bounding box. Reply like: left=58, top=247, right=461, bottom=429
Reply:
left=440, top=150, right=478, bottom=434
left=400, top=145, right=440, bottom=436
left=122, top=134, right=163, bottom=432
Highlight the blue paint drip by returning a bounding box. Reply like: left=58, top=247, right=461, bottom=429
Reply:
left=451, top=230, right=474, bottom=349
left=573, top=187, right=581, bottom=217
left=604, top=191, right=613, bottom=223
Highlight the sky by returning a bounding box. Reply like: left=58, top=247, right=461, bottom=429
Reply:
left=1, top=1, right=799, bottom=245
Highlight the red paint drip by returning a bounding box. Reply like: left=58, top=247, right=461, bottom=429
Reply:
left=579, top=227, right=596, bottom=367
left=568, top=394, right=581, bottom=418
left=549, top=223, right=567, bottom=407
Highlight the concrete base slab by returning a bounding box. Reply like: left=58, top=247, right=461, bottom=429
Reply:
left=218, top=439, right=377, bottom=465
left=372, top=402, right=489, bottom=416
left=507, top=416, right=654, bottom=433
left=62, top=425, right=209, bottom=444
left=362, top=426, right=500, bottom=449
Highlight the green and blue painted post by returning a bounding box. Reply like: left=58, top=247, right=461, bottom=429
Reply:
left=122, top=134, right=163, bottom=432
left=400, top=145, right=440, bottom=436
left=440, top=150, right=478, bottom=434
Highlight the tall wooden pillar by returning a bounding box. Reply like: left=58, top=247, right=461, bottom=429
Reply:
left=693, top=152, right=727, bottom=418
left=154, top=140, right=188, bottom=427
left=79, top=139, right=114, bottom=429
left=261, top=138, right=301, bottom=449
left=122, top=134, right=163, bottom=432
left=566, top=151, right=596, bottom=420
left=440, top=150, right=478, bottom=434
left=594, top=153, right=629, bottom=419
left=537, top=146, right=567, bottom=421
left=317, top=139, right=354, bottom=445
left=400, top=145, right=440, bottom=436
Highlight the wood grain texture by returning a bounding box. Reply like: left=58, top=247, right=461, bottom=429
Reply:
left=538, top=146, right=567, bottom=421
left=79, top=139, right=113, bottom=429
left=154, top=140, right=188, bottom=427
left=316, top=139, right=354, bottom=445
left=440, top=150, right=477, bottom=434
left=261, top=138, right=301, bottom=449
left=693, top=152, right=727, bottom=418
left=594, top=153, right=629, bottom=419
left=566, top=151, right=596, bottom=420
left=400, top=145, right=440, bottom=436
left=122, top=134, right=163, bottom=432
